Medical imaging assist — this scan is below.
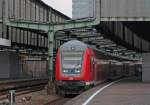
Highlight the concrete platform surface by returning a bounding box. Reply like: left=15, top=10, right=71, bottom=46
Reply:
left=65, top=77, right=150, bottom=105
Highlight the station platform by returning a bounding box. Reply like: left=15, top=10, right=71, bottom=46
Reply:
left=65, top=77, right=150, bottom=105
left=0, top=78, right=48, bottom=84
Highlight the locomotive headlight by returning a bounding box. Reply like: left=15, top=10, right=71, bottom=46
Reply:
left=75, top=69, right=80, bottom=73
left=63, top=70, right=68, bottom=73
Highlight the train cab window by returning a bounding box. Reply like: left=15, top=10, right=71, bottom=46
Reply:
left=61, top=51, right=84, bottom=75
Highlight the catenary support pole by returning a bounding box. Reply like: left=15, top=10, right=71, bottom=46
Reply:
left=48, top=30, right=55, bottom=82
left=47, top=29, right=56, bottom=94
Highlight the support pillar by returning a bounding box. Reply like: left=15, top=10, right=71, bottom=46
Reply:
left=142, top=53, right=150, bottom=82
left=48, top=30, right=55, bottom=82
left=47, top=30, right=55, bottom=94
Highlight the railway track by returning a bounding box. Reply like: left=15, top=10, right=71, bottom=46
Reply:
left=44, top=94, right=76, bottom=105
left=44, top=97, right=70, bottom=105
left=0, top=79, right=48, bottom=100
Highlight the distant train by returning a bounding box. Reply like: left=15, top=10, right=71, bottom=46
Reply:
left=55, top=40, right=139, bottom=95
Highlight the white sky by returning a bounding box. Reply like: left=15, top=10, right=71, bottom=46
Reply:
left=42, top=0, right=72, bottom=18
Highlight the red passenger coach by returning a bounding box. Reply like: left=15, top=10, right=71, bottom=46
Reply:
left=55, top=40, right=135, bottom=95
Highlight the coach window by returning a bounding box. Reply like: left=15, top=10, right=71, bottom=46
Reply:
left=91, top=57, right=94, bottom=70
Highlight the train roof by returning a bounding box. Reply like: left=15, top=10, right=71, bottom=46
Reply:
left=60, top=40, right=87, bottom=51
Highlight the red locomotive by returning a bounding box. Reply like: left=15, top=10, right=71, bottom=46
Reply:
left=55, top=40, right=136, bottom=95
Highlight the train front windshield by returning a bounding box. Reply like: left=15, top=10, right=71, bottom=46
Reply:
left=61, top=51, right=84, bottom=75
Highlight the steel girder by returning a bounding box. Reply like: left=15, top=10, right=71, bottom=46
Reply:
left=100, top=17, right=150, bottom=21
left=5, top=0, right=100, bottom=31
